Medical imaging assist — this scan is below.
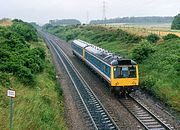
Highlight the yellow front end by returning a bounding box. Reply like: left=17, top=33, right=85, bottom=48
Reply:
left=111, top=65, right=139, bottom=87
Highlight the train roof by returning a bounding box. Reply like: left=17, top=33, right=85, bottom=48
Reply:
left=73, top=39, right=89, bottom=48
left=72, top=39, right=137, bottom=66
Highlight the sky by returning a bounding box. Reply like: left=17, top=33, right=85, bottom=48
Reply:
left=0, top=0, right=179, bottom=24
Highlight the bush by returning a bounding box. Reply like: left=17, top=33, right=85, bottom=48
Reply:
left=131, top=41, right=155, bottom=63
left=23, top=48, right=45, bottom=74
left=0, top=49, right=10, bottom=62
left=0, top=20, right=45, bottom=85
left=11, top=20, right=38, bottom=42
left=66, top=33, right=77, bottom=41
left=15, top=66, right=35, bottom=85
left=140, top=76, right=156, bottom=92
left=146, top=34, right=160, bottom=43
left=31, top=47, right=46, bottom=60
left=163, top=34, right=179, bottom=40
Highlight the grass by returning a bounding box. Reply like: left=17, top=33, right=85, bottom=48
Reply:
left=148, top=30, right=180, bottom=37
left=44, top=25, right=180, bottom=113
left=0, top=19, right=13, bottom=26
left=0, top=39, right=67, bottom=130
left=101, top=24, right=180, bottom=37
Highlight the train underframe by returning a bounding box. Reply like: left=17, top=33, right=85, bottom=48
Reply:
left=110, top=86, right=138, bottom=96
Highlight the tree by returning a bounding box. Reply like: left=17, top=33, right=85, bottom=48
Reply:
left=146, top=34, right=160, bottom=43
left=171, top=14, right=180, bottom=30
left=163, top=34, right=179, bottom=40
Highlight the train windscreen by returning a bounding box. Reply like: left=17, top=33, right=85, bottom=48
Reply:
left=114, top=66, right=136, bottom=78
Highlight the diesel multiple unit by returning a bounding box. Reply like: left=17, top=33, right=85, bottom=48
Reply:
left=71, top=39, right=139, bottom=94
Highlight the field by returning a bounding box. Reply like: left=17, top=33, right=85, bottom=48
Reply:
left=0, top=19, right=13, bottom=26
left=43, top=25, right=180, bottom=113
left=0, top=38, right=67, bottom=130
left=102, top=23, right=180, bottom=37
left=148, top=30, right=180, bottom=37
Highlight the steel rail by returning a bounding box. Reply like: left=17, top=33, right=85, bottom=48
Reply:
left=119, top=95, right=172, bottom=130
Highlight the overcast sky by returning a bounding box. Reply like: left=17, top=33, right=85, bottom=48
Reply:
left=0, top=0, right=179, bottom=24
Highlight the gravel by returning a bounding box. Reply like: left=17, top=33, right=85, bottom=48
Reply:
left=47, top=41, right=88, bottom=130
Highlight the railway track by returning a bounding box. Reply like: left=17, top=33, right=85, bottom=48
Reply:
left=41, top=31, right=175, bottom=130
left=42, top=32, right=120, bottom=130
left=119, top=95, right=172, bottom=130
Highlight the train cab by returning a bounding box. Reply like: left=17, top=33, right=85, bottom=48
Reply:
left=110, top=59, right=139, bottom=92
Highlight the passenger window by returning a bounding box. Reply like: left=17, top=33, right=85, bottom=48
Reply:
left=105, top=66, right=108, bottom=72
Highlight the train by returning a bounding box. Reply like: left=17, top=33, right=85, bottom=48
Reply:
left=71, top=39, right=139, bottom=94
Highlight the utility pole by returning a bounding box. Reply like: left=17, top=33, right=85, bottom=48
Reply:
left=86, top=11, right=89, bottom=24
left=102, top=0, right=107, bottom=25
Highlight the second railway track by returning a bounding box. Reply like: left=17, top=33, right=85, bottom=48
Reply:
left=42, top=32, right=120, bottom=130
left=119, top=95, right=172, bottom=130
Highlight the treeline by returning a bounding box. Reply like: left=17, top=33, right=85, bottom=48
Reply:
left=171, top=14, right=180, bottom=30
left=49, top=19, right=81, bottom=26
left=90, top=16, right=173, bottom=24
left=0, top=19, right=45, bottom=86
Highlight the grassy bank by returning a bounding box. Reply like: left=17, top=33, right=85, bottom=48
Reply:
left=138, top=40, right=180, bottom=111
left=0, top=39, right=67, bottom=130
left=43, top=25, right=180, bottom=112
left=0, top=20, right=67, bottom=129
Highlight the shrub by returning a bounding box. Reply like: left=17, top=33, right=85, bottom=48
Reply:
left=32, top=47, right=46, bottom=60
left=11, top=20, right=38, bottom=42
left=140, top=76, right=156, bottom=92
left=146, top=34, right=160, bottom=43
left=15, top=66, right=35, bottom=85
left=0, top=62, right=19, bottom=73
left=0, top=20, right=44, bottom=85
left=23, top=49, right=45, bottom=74
left=163, top=34, right=179, bottom=40
left=131, top=41, right=155, bottom=63
left=66, top=34, right=72, bottom=41
left=0, top=49, right=10, bottom=62
left=66, top=33, right=78, bottom=41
